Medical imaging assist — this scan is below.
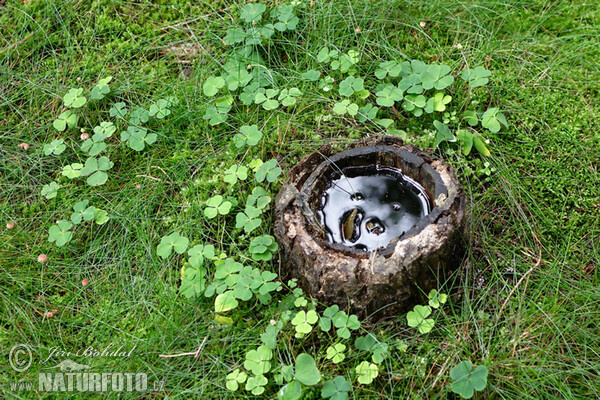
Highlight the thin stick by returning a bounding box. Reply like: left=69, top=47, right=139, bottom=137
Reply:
left=159, top=330, right=210, bottom=359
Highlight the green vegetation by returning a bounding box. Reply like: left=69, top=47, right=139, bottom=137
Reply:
left=1, top=0, right=599, bottom=399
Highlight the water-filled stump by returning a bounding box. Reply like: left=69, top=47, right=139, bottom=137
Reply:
left=274, top=136, right=466, bottom=319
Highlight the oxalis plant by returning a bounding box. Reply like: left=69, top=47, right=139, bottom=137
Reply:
left=156, top=1, right=495, bottom=398
left=42, top=76, right=178, bottom=247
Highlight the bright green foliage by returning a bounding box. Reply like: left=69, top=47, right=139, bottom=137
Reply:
left=357, top=103, right=379, bottom=122
left=234, top=125, right=263, bottom=148
left=70, top=200, right=95, bottom=224
left=94, top=121, right=116, bottom=137
left=433, top=120, right=456, bottom=148
left=272, top=5, right=299, bottom=31
left=473, top=135, right=491, bottom=157
left=463, top=110, right=479, bottom=126
left=236, top=206, right=262, bottom=233
left=420, top=64, right=454, bottom=90
left=407, top=304, right=435, bottom=334
left=82, top=124, right=114, bottom=156
left=317, top=46, right=339, bottom=63
left=79, top=156, right=114, bottom=186
left=109, top=102, right=128, bottom=118
left=187, top=244, right=215, bottom=267
left=224, top=27, right=246, bottom=45
left=204, top=195, right=232, bottom=218
left=62, top=163, right=83, bottom=179
left=425, top=92, right=452, bottom=113
left=203, top=76, right=225, bottom=97
left=180, top=264, right=207, bottom=298
left=245, top=374, right=268, bottom=395
left=224, top=67, right=252, bottom=91
left=481, top=107, right=508, bottom=133
left=355, top=333, right=389, bottom=363
left=215, top=290, right=239, bottom=313
left=260, top=324, right=280, bottom=349
left=335, top=50, right=360, bottom=73
left=339, top=76, right=364, bottom=97
left=449, top=361, right=489, bottom=399
left=240, top=3, right=267, bottom=23
left=301, top=70, right=320, bottom=81
left=318, top=304, right=339, bottom=332
left=245, top=345, right=273, bottom=376
left=41, top=182, right=60, bottom=199
left=94, top=209, right=109, bottom=225
left=460, top=66, right=491, bottom=88
left=249, top=235, right=278, bottom=261
left=223, top=164, right=248, bottom=185
left=332, top=100, right=359, bottom=116
left=43, top=139, right=66, bottom=156
left=457, top=130, right=474, bottom=155
left=278, top=380, right=302, bottom=400
left=255, top=159, right=282, bottom=183
left=203, top=103, right=230, bottom=125
left=428, top=290, right=448, bottom=309
left=355, top=361, right=378, bottom=385
left=322, top=376, right=351, bottom=400
left=318, top=75, right=335, bottom=92
left=278, top=88, right=302, bottom=107
left=246, top=187, right=271, bottom=210
left=325, top=343, right=346, bottom=364
left=226, top=369, right=247, bottom=391
left=120, top=126, right=157, bottom=151
left=128, top=107, right=150, bottom=126
left=63, top=88, right=87, bottom=108
left=374, top=60, right=403, bottom=79
left=295, top=353, right=320, bottom=386
left=291, top=310, right=318, bottom=337
left=157, top=231, right=189, bottom=259
left=402, top=94, right=427, bottom=116
left=376, top=84, right=403, bottom=107
left=255, top=88, right=280, bottom=110
left=48, top=220, right=73, bottom=246
left=53, top=110, right=77, bottom=131
left=240, top=82, right=262, bottom=105
left=332, top=310, right=360, bottom=339
left=90, top=76, right=112, bottom=100
left=148, top=99, right=172, bottom=119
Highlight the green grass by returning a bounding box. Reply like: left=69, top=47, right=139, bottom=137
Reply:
left=1, top=0, right=599, bottom=398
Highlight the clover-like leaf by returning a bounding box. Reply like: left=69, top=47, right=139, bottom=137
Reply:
left=236, top=206, right=262, bottom=234
left=319, top=304, right=339, bottom=332
left=460, top=66, right=491, bottom=88
left=249, top=235, right=278, bottom=261
left=94, top=208, right=109, bottom=225
left=215, top=290, right=239, bottom=313
left=90, top=76, right=112, bottom=100
left=425, top=92, right=452, bottom=113
left=332, top=99, right=359, bottom=116
left=325, top=343, right=346, bottom=364
left=322, top=376, right=351, bottom=400
left=226, top=368, right=247, bottom=391
left=120, top=126, right=157, bottom=151
left=43, top=139, right=66, bottom=156
left=203, top=76, right=225, bottom=97
left=402, top=94, right=427, bottom=116
left=187, top=244, right=215, bottom=268
left=79, top=156, right=114, bottom=186
left=332, top=310, right=360, bottom=339
left=339, top=76, right=364, bottom=97
left=255, top=159, right=281, bottom=183
left=157, top=231, right=189, bottom=259
left=273, top=4, right=299, bottom=32
left=41, top=181, right=60, bottom=199
left=355, top=361, right=378, bottom=385
left=318, top=75, right=335, bottom=92
left=291, top=310, right=318, bottom=337
left=244, top=345, right=273, bottom=376
left=301, top=70, right=321, bottom=82
left=70, top=200, right=97, bottom=224
left=463, top=110, right=479, bottom=127
left=374, top=60, right=403, bottom=79
left=357, top=103, right=379, bottom=123
left=449, top=361, right=489, bottom=399
left=240, top=3, right=266, bottom=23
left=48, top=220, right=73, bottom=246
left=338, top=50, right=360, bottom=73
left=433, top=120, right=456, bottom=148
left=148, top=98, right=172, bottom=119
left=407, top=304, right=435, bottom=334
left=203, top=104, right=230, bottom=125
left=109, top=102, right=128, bottom=118
left=128, top=107, right=150, bottom=126
left=62, top=163, right=83, bottom=179
left=180, top=264, right=207, bottom=298
left=255, top=88, right=280, bottom=110
left=233, top=124, right=263, bottom=148
left=428, top=289, right=448, bottom=309
left=223, top=27, right=246, bottom=45
left=317, top=47, right=339, bottom=63
left=278, top=88, right=302, bottom=107
left=204, top=195, right=232, bottom=219
left=53, top=110, right=77, bottom=132
left=481, top=107, right=507, bottom=133
left=245, top=374, right=268, bottom=395
left=63, top=88, right=87, bottom=108
left=376, top=84, right=403, bottom=107
left=223, top=164, right=248, bottom=185
left=295, top=353, right=320, bottom=386
left=246, top=186, right=270, bottom=210
left=421, top=64, right=454, bottom=90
